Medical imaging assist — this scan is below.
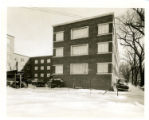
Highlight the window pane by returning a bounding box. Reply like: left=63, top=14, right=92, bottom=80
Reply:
left=55, top=48, right=63, bottom=57
left=47, top=73, right=50, bottom=77
left=47, top=66, right=50, bottom=70
left=34, top=74, right=38, bottom=77
left=41, top=66, right=44, bottom=70
left=71, top=27, right=88, bottom=39
left=40, top=73, right=44, bottom=77
left=56, top=31, right=64, bottom=41
left=98, top=43, right=109, bottom=53
left=35, top=66, right=38, bottom=70
left=35, top=60, right=38, bottom=64
left=55, top=65, right=63, bottom=74
left=41, top=59, right=44, bottom=63
left=47, top=59, right=51, bottom=63
left=70, top=63, right=88, bottom=74
left=98, top=24, right=109, bottom=35
left=71, top=44, right=88, bottom=56
left=97, top=63, right=108, bottom=73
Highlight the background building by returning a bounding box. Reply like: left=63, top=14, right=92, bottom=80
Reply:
left=7, top=34, right=29, bottom=72
left=52, top=13, right=119, bottom=90
left=23, top=56, right=52, bottom=82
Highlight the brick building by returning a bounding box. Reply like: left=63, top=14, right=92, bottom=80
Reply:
left=52, top=13, right=119, bottom=90
left=23, top=56, right=52, bottom=83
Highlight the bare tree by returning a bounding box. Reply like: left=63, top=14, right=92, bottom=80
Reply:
left=126, top=50, right=139, bottom=85
left=119, top=62, right=130, bottom=83
left=117, top=8, right=144, bottom=86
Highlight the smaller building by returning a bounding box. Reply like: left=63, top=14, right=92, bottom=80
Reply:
left=7, top=34, right=29, bottom=72
left=13, top=53, right=29, bottom=71
left=23, top=56, right=52, bottom=83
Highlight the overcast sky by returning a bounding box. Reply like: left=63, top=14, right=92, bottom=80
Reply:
left=7, top=8, right=128, bottom=57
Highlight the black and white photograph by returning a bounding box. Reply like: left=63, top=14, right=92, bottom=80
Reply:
left=0, top=0, right=149, bottom=120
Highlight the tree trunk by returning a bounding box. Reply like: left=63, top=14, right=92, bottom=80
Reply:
left=139, top=57, right=144, bottom=86
left=134, top=68, right=138, bottom=86
left=131, top=68, right=134, bottom=84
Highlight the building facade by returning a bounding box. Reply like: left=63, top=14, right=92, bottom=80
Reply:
left=52, top=13, right=119, bottom=90
left=23, top=56, right=52, bottom=82
left=7, top=34, right=29, bottom=72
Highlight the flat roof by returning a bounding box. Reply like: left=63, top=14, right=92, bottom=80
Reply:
left=7, top=34, right=15, bottom=38
left=52, top=12, right=114, bottom=27
left=14, top=53, right=29, bottom=57
left=31, top=55, right=52, bottom=58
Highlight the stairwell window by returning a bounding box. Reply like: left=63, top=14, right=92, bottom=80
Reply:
left=55, top=31, right=64, bottom=42
left=97, top=42, right=109, bottom=53
left=98, top=23, right=109, bottom=35
left=71, top=26, right=89, bottom=39
left=97, top=63, right=108, bottom=74
left=54, top=47, right=63, bottom=57
left=54, top=64, right=63, bottom=75
left=71, top=44, right=88, bottom=56
left=70, top=63, right=88, bottom=74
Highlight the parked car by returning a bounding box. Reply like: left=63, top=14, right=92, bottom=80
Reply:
left=31, top=78, right=46, bottom=87
left=48, top=78, right=64, bottom=88
left=10, top=81, right=27, bottom=88
left=116, top=79, right=129, bottom=91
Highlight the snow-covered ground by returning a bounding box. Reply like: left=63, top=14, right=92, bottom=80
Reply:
left=7, top=84, right=144, bottom=119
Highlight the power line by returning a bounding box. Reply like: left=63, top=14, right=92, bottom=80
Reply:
left=23, top=7, right=84, bottom=18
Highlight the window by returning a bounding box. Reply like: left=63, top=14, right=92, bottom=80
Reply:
left=40, top=66, right=44, bottom=70
left=71, top=26, right=89, bottom=39
left=55, top=31, right=64, bottom=42
left=54, top=65, right=63, bottom=74
left=47, top=66, right=50, bottom=70
left=21, top=58, right=24, bottom=62
left=47, top=59, right=51, bottom=63
left=97, top=63, right=108, bottom=74
left=34, top=74, right=38, bottom=77
left=97, top=42, right=109, bottom=53
left=33, top=78, right=38, bottom=82
left=26, top=66, right=30, bottom=70
left=71, top=44, right=88, bottom=56
left=41, top=59, right=44, bottom=63
left=47, top=73, right=50, bottom=77
left=70, top=63, right=88, bottom=74
left=98, top=23, right=109, bottom=35
left=55, top=47, right=63, bottom=57
left=35, top=66, right=38, bottom=70
left=40, top=73, right=44, bottom=77
left=35, top=60, right=38, bottom=64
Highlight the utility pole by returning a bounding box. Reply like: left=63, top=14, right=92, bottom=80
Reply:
left=15, top=73, right=16, bottom=88
left=90, top=79, right=91, bottom=95
left=20, top=74, right=22, bottom=88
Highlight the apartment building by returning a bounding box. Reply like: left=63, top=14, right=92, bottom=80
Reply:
left=52, top=13, right=119, bottom=90
left=23, top=56, right=52, bottom=82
